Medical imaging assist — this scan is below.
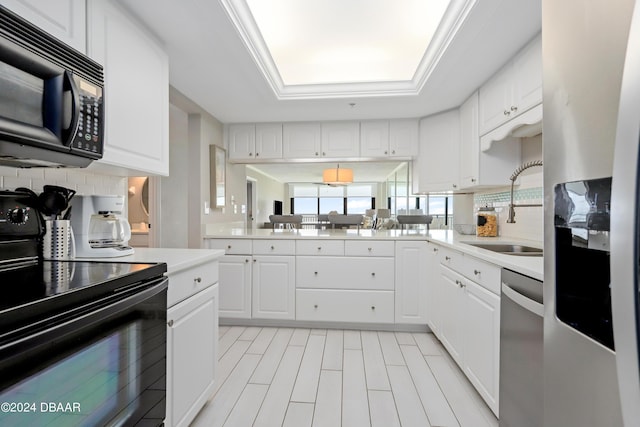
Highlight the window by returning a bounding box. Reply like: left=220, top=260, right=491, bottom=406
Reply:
left=289, top=183, right=376, bottom=215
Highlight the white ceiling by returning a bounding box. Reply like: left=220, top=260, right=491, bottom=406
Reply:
left=116, top=0, right=540, bottom=183
left=117, top=0, right=541, bottom=123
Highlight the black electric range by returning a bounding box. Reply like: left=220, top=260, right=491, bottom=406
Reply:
left=0, top=190, right=167, bottom=335
left=0, top=190, right=169, bottom=426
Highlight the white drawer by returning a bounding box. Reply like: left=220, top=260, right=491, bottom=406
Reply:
left=296, top=289, right=394, bottom=323
left=206, top=239, right=252, bottom=255
left=296, top=256, right=394, bottom=290
left=296, top=240, right=345, bottom=256
left=253, top=239, right=296, bottom=255
left=439, top=246, right=463, bottom=271
left=167, top=261, right=219, bottom=307
left=345, top=240, right=395, bottom=257
left=460, top=254, right=501, bottom=295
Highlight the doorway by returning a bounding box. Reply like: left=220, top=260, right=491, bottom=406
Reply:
left=247, top=178, right=257, bottom=229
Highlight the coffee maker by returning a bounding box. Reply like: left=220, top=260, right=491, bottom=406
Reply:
left=70, top=195, right=134, bottom=258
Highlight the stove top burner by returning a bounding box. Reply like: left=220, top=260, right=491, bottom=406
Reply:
left=0, top=259, right=166, bottom=336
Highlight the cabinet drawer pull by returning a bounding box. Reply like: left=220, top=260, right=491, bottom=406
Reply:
left=253, top=259, right=257, bottom=263
left=314, top=304, right=318, bottom=309
left=391, top=150, right=396, bottom=155
left=474, top=269, right=480, bottom=275
left=167, top=320, right=174, bottom=327
left=445, top=256, right=451, bottom=261
left=511, top=105, right=518, bottom=112
left=245, top=258, right=249, bottom=263
left=433, top=247, right=438, bottom=252
left=384, top=150, right=388, bottom=155
left=249, top=152, right=253, bottom=156
left=194, top=277, right=202, bottom=283
left=227, top=245, right=232, bottom=249
left=317, top=246, right=322, bottom=251
left=371, top=272, right=376, bottom=277
left=368, top=247, right=372, bottom=252
left=322, top=152, right=326, bottom=156
left=314, top=271, right=318, bottom=275
left=471, top=178, right=476, bottom=183
left=256, top=152, right=260, bottom=157
left=315, top=152, right=319, bottom=156
left=371, top=306, right=376, bottom=310
left=270, top=245, right=275, bottom=250
left=504, top=110, right=510, bottom=116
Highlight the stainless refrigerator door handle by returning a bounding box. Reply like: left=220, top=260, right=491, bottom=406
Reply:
left=501, top=282, right=543, bottom=317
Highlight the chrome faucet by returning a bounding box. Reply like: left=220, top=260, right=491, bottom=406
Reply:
left=507, top=160, right=543, bottom=223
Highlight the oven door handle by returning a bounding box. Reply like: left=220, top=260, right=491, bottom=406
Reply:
left=0, top=278, right=167, bottom=364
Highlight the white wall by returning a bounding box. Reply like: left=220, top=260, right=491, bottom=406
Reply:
left=0, top=166, right=126, bottom=197
left=246, top=166, right=286, bottom=226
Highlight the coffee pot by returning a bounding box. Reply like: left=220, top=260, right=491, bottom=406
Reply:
left=69, top=195, right=134, bottom=258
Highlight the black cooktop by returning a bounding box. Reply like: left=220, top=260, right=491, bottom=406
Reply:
left=0, top=260, right=167, bottom=335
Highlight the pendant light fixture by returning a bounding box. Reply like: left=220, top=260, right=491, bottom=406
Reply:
left=322, top=164, right=353, bottom=185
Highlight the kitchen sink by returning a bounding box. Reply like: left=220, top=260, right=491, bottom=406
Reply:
left=462, top=242, right=543, bottom=256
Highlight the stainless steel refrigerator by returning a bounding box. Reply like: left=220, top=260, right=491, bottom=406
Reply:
left=543, top=0, right=636, bottom=426
left=611, top=0, right=640, bottom=425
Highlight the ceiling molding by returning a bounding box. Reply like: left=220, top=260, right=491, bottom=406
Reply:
left=219, top=0, right=478, bottom=100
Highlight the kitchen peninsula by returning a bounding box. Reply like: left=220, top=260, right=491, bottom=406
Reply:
left=205, top=228, right=542, bottom=327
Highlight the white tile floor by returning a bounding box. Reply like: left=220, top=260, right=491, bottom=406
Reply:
left=192, top=327, right=498, bottom=427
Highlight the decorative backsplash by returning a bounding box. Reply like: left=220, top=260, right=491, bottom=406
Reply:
left=474, top=186, right=543, bottom=242
left=474, top=187, right=543, bottom=205
left=0, top=166, right=126, bottom=196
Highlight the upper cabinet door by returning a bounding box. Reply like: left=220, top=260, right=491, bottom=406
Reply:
left=255, top=123, right=283, bottom=159
left=478, top=65, right=513, bottom=136
left=228, top=124, right=256, bottom=160
left=459, top=91, right=480, bottom=188
left=416, top=110, right=460, bottom=193
left=512, top=35, right=542, bottom=116
left=87, top=0, right=169, bottom=176
left=2, top=0, right=86, bottom=52
left=283, top=122, right=321, bottom=159
left=321, top=121, right=360, bottom=158
left=389, top=119, right=419, bottom=157
left=360, top=120, right=390, bottom=157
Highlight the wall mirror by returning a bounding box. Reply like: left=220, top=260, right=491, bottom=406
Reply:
left=210, top=145, right=226, bottom=207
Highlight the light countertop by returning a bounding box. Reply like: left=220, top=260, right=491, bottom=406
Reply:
left=204, top=228, right=543, bottom=281
left=84, top=247, right=225, bottom=276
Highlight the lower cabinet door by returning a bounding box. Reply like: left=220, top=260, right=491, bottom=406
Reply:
left=438, top=265, right=466, bottom=366
left=395, top=241, right=428, bottom=323
left=252, top=256, right=295, bottom=319
left=296, top=289, right=394, bottom=323
left=167, top=284, right=218, bottom=427
left=219, top=255, right=252, bottom=318
left=464, top=279, right=500, bottom=415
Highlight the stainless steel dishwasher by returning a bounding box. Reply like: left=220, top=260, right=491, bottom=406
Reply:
left=499, top=268, right=544, bottom=427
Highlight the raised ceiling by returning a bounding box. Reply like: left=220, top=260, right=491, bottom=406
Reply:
left=117, top=0, right=541, bottom=123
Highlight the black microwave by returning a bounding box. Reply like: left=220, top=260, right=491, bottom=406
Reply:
left=0, top=6, right=104, bottom=168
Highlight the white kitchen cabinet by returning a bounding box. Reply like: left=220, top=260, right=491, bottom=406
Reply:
left=296, top=256, right=394, bottom=291
left=227, top=124, right=255, bottom=160
left=218, top=255, right=252, bottom=318
left=228, top=123, right=282, bottom=161
left=167, top=283, right=218, bottom=427
left=439, top=264, right=466, bottom=366
left=464, top=278, right=500, bottom=415
left=479, top=34, right=541, bottom=136
left=389, top=119, right=419, bottom=157
left=459, top=91, right=521, bottom=189
left=436, top=252, right=501, bottom=416
left=415, top=110, right=460, bottom=193
left=252, top=255, right=295, bottom=319
left=321, top=121, right=360, bottom=157
left=296, top=289, right=394, bottom=323
left=395, top=241, right=428, bottom=324
left=2, top=0, right=86, bottom=52
left=425, top=242, right=442, bottom=336
left=283, top=122, right=322, bottom=159
left=360, top=120, right=390, bottom=157
left=87, top=0, right=169, bottom=175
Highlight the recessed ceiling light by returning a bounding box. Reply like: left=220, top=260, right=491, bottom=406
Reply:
left=220, top=0, right=476, bottom=99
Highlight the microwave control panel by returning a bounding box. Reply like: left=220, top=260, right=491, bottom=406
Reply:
left=70, top=76, right=103, bottom=159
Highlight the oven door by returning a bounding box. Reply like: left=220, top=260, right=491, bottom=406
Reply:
left=0, top=277, right=167, bottom=427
